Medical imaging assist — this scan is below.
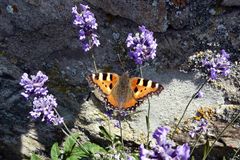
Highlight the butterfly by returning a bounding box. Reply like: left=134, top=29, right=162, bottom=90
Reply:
left=87, top=72, right=164, bottom=110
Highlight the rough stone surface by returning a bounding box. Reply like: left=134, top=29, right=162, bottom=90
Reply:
left=80, top=69, right=225, bottom=144
left=87, top=0, right=168, bottom=32
left=174, top=105, right=240, bottom=160
left=221, top=0, right=240, bottom=6
left=0, top=0, right=239, bottom=159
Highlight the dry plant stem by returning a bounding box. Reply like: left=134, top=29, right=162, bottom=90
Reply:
left=190, top=131, right=203, bottom=155
left=139, top=66, right=151, bottom=146
left=232, top=145, right=240, bottom=160
left=203, top=111, right=240, bottom=160
left=171, top=79, right=208, bottom=138
left=118, top=114, right=124, bottom=146
left=91, top=52, right=98, bottom=72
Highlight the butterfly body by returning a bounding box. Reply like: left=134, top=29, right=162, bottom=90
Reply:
left=87, top=72, right=163, bottom=110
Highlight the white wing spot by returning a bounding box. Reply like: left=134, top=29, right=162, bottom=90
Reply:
left=147, top=80, right=152, bottom=88
left=99, top=73, right=103, bottom=80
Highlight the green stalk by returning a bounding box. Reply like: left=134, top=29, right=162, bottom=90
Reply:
left=190, top=131, right=203, bottom=155
left=91, top=51, right=98, bottom=72
left=171, top=79, right=208, bottom=138
left=202, top=111, right=240, bottom=160
left=232, top=145, right=240, bottom=160
left=118, top=114, right=124, bottom=146
left=139, top=65, right=151, bottom=146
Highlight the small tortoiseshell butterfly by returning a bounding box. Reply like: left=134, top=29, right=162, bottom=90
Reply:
left=87, top=72, right=164, bottom=110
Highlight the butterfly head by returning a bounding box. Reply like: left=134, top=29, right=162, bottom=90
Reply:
left=121, top=71, right=129, bottom=78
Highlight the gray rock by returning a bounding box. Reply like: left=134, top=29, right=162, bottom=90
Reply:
left=221, top=0, right=240, bottom=6
left=87, top=0, right=168, bottom=32
left=209, top=8, right=216, bottom=16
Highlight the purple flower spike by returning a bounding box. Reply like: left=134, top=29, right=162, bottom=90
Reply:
left=19, top=71, right=49, bottom=98
left=189, top=118, right=208, bottom=138
left=201, top=49, right=231, bottom=80
left=140, top=126, right=190, bottom=160
left=20, top=71, right=64, bottom=126
left=153, top=126, right=170, bottom=146
left=139, top=144, right=156, bottom=160
left=72, top=3, right=100, bottom=52
left=174, top=144, right=190, bottom=160
left=126, top=25, right=157, bottom=64
left=31, top=95, right=63, bottom=125
left=221, top=49, right=229, bottom=59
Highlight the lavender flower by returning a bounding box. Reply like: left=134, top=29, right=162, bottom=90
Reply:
left=201, top=49, right=231, bottom=80
left=126, top=25, right=157, bottom=64
left=127, top=156, right=135, bottom=160
left=114, top=120, right=120, bottom=128
left=19, top=71, right=48, bottom=98
left=72, top=4, right=100, bottom=52
left=195, top=91, right=204, bottom=98
left=139, top=144, right=155, bottom=160
left=152, top=126, right=170, bottom=146
left=189, top=118, right=208, bottom=138
left=140, top=126, right=190, bottom=160
left=20, top=71, right=64, bottom=125
left=31, top=95, right=63, bottom=125
left=105, top=109, right=114, bottom=119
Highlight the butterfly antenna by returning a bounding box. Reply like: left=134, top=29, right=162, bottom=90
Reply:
left=117, top=53, right=126, bottom=72
left=128, top=63, right=150, bottom=74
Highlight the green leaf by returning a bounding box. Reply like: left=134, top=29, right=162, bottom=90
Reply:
left=81, top=142, right=106, bottom=154
left=191, top=156, right=195, bottom=160
left=222, top=156, right=226, bottom=160
left=51, top=143, right=60, bottom=160
left=31, top=153, right=42, bottom=160
left=71, top=147, right=89, bottom=157
left=63, top=133, right=80, bottom=153
left=68, top=143, right=105, bottom=159
left=66, top=155, right=80, bottom=160
left=99, top=126, right=113, bottom=142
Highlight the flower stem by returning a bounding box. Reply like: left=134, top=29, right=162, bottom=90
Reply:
left=139, top=65, right=151, bottom=146
left=190, top=131, right=203, bottom=155
left=171, top=79, right=208, bottom=138
left=232, top=145, right=240, bottom=160
left=91, top=52, right=98, bottom=72
left=54, top=108, right=90, bottom=155
left=118, top=114, right=124, bottom=146
left=202, top=111, right=240, bottom=160
left=54, top=108, right=71, bottom=135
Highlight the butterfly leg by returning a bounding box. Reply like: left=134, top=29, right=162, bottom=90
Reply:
left=86, top=91, right=92, bottom=101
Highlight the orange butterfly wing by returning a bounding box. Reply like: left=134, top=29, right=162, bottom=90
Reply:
left=87, top=73, right=119, bottom=95
left=88, top=73, right=164, bottom=110
left=130, top=77, right=164, bottom=100
left=106, top=91, right=139, bottom=110
left=121, top=97, right=139, bottom=110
